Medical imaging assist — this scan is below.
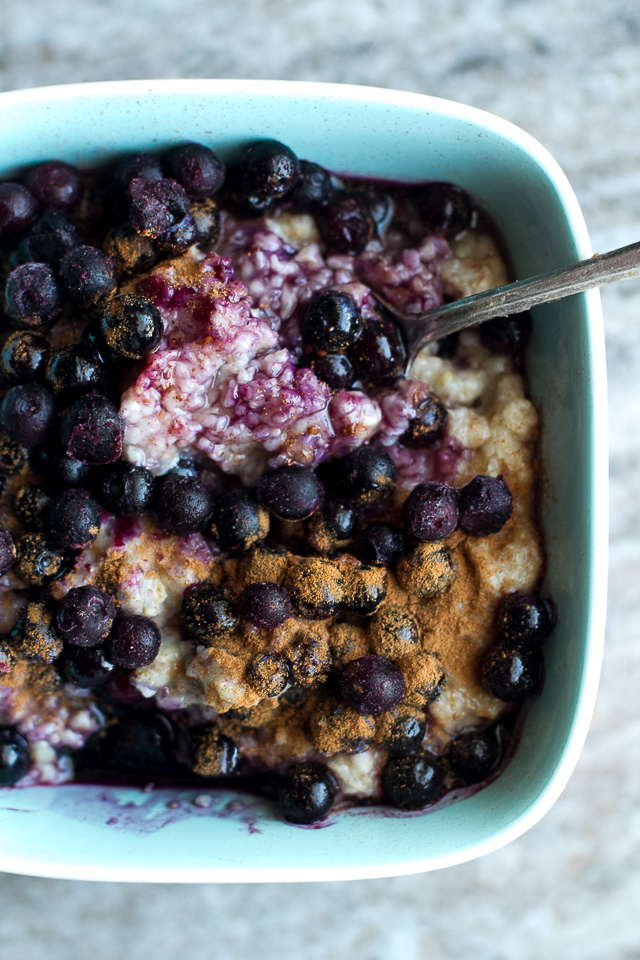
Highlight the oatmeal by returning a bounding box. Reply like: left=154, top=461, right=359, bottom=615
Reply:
left=0, top=142, right=555, bottom=820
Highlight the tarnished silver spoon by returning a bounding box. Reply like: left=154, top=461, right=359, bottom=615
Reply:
left=373, top=240, right=640, bottom=372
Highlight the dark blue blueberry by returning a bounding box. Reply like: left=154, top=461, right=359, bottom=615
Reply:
left=348, top=317, right=406, bottom=383
left=258, top=465, right=324, bottom=521
left=301, top=290, right=363, bottom=353
left=190, top=726, right=239, bottom=776
left=279, top=761, right=337, bottom=824
left=59, top=245, right=116, bottom=306
left=319, top=499, right=357, bottom=540
left=165, top=142, right=225, bottom=199
left=62, top=645, right=115, bottom=688
left=286, top=633, right=332, bottom=686
left=100, top=293, right=164, bottom=359
left=0, top=728, right=31, bottom=785
left=496, top=593, right=556, bottom=646
left=240, top=581, right=292, bottom=630
left=288, top=160, right=332, bottom=212
left=246, top=652, right=290, bottom=697
left=369, top=606, right=420, bottom=658
left=56, top=585, right=116, bottom=648
left=0, top=525, right=16, bottom=576
left=483, top=642, right=543, bottom=701
left=127, top=177, right=196, bottom=252
left=22, top=211, right=80, bottom=267
left=339, top=654, right=406, bottom=716
left=107, top=614, right=161, bottom=669
left=236, top=139, right=300, bottom=202
left=417, top=181, right=475, bottom=238
left=154, top=473, right=213, bottom=535
left=479, top=313, right=532, bottom=356
left=46, top=488, right=102, bottom=550
left=29, top=444, right=92, bottom=490
left=0, top=383, right=56, bottom=447
left=182, top=584, right=238, bottom=640
left=310, top=352, right=354, bottom=389
left=328, top=445, right=395, bottom=506
left=45, top=344, right=105, bottom=400
left=284, top=560, right=344, bottom=621
left=347, top=566, right=388, bottom=616
left=358, top=522, right=404, bottom=566
left=109, top=714, right=177, bottom=772
left=403, top=482, right=459, bottom=542
left=401, top=392, right=448, bottom=448
left=0, top=182, right=38, bottom=240
left=25, top=161, right=83, bottom=213
left=112, top=153, right=164, bottom=191
left=9, top=601, right=63, bottom=662
left=382, top=751, right=444, bottom=809
left=13, top=532, right=70, bottom=586
left=377, top=705, right=426, bottom=754
left=318, top=191, right=374, bottom=253
left=210, top=490, right=270, bottom=551
left=60, top=392, right=123, bottom=464
left=1, top=331, right=51, bottom=383
left=102, top=223, right=158, bottom=278
left=444, top=726, right=502, bottom=784
left=458, top=474, right=513, bottom=537
left=100, top=462, right=155, bottom=517
left=190, top=198, right=221, bottom=247
left=5, top=262, right=62, bottom=326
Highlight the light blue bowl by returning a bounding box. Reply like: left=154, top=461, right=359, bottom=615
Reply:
left=0, top=80, right=607, bottom=881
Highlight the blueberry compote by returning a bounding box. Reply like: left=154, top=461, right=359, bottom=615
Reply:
left=0, top=140, right=552, bottom=826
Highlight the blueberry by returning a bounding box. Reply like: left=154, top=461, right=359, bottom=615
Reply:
left=339, top=654, right=406, bottom=716
left=401, top=392, right=448, bottom=447
left=13, top=484, right=50, bottom=530
left=182, top=584, right=238, bottom=640
left=279, top=761, right=337, bottom=824
left=483, top=642, right=543, bottom=701
left=288, top=160, right=332, bottom=212
left=112, top=153, right=164, bottom=190
left=0, top=728, right=31, bottom=786
left=358, top=522, right=404, bottom=566
left=127, top=177, right=196, bottom=252
left=246, top=652, right=290, bottom=697
left=310, top=352, right=354, bottom=389
left=0, top=525, right=16, bottom=576
left=4, top=262, right=63, bottom=326
left=286, top=632, right=332, bottom=687
left=56, top=585, right=116, bottom=648
left=444, top=726, right=502, bottom=784
left=300, top=290, right=363, bottom=353
left=233, top=139, right=300, bottom=206
left=310, top=696, right=375, bottom=755
left=25, top=161, right=83, bottom=213
left=100, top=462, right=155, bottom=517
left=22, top=211, right=80, bottom=267
left=100, top=293, right=164, bottom=359
left=60, top=392, right=123, bottom=464
left=45, top=488, right=102, bottom=550
left=479, top=313, right=532, bottom=356
left=376, top=704, right=426, bottom=754
left=458, top=474, right=513, bottom=536
left=403, top=482, right=459, bottom=541
left=0, top=433, right=28, bottom=475
left=318, top=192, right=374, bottom=254
left=210, top=490, right=270, bottom=551
left=496, top=593, right=556, bottom=646
left=29, top=444, right=91, bottom=490
left=0, top=183, right=38, bottom=240
left=45, top=344, right=105, bottom=400
left=327, top=445, right=395, bottom=506
left=347, top=566, right=388, bottom=616
left=348, top=317, right=406, bottom=383
left=284, top=559, right=344, bottom=620
left=62, top=645, right=115, bottom=688
left=258, top=465, right=323, bottom=521
left=9, top=601, right=64, bottom=662
left=108, top=714, right=177, bottom=772
left=108, top=614, right=161, bottom=669
left=165, top=142, right=225, bottom=199
left=190, top=726, right=239, bottom=777
left=368, top=606, right=420, bottom=659
left=308, top=498, right=357, bottom=554
left=382, top=751, right=444, bottom=809
left=103, top=223, right=158, bottom=278
left=59, top=245, right=116, bottom=307
left=417, top=182, right=474, bottom=238
left=396, top=541, right=455, bottom=599
left=154, top=473, right=213, bottom=535
left=240, top=581, right=292, bottom=629
left=190, top=198, right=221, bottom=247
left=1, top=331, right=51, bottom=383
left=13, top=531, right=70, bottom=586
left=0, top=384, right=56, bottom=447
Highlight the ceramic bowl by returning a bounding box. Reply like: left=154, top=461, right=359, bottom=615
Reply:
left=0, top=80, right=607, bottom=882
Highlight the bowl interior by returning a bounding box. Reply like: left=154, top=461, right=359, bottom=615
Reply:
left=0, top=80, right=607, bottom=881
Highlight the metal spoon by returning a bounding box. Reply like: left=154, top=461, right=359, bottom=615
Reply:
left=373, top=240, right=640, bottom=372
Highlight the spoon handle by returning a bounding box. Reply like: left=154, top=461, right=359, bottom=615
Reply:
left=405, top=239, right=640, bottom=363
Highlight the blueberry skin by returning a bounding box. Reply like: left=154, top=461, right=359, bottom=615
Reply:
left=383, top=751, right=444, bottom=810
left=0, top=384, right=56, bottom=448
left=59, top=245, right=116, bottom=307
left=328, top=446, right=396, bottom=506
left=182, top=584, right=238, bottom=640
left=300, top=291, right=363, bottom=353
left=235, top=140, right=300, bottom=203
left=458, top=474, right=513, bottom=537
left=154, top=474, right=213, bottom=535
left=288, top=160, right=332, bottom=212
left=240, top=581, right=292, bottom=630
left=258, top=466, right=323, bottom=521
left=0, top=182, right=39, bottom=240
left=4, top=262, right=62, bottom=326
left=444, top=726, right=502, bottom=785
left=339, top=655, right=406, bottom=716
left=164, top=142, right=225, bottom=199
left=46, top=488, right=102, bottom=550
left=60, top=392, right=123, bottom=465
left=318, top=192, right=374, bottom=254
left=25, top=161, right=83, bottom=213
left=279, top=761, right=337, bottom=824
left=56, top=585, right=116, bottom=648
left=496, top=593, right=556, bottom=647
left=210, top=490, right=270, bottom=552
left=483, top=642, right=543, bottom=702
left=107, top=614, right=161, bottom=669
left=358, top=522, right=404, bottom=566
left=0, top=525, right=16, bottom=576
left=62, top=645, right=115, bottom=688
left=100, top=462, right=155, bottom=517
left=403, top=482, right=459, bottom=542
left=1, top=331, right=52, bottom=384
left=0, top=728, right=31, bottom=786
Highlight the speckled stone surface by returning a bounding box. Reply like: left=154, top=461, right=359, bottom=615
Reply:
left=1, top=1, right=639, bottom=957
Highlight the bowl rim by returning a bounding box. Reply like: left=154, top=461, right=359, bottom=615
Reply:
left=0, top=79, right=608, bottom=883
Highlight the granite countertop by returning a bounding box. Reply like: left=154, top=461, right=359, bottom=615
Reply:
left=1, top=0, right=639, bottom=957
